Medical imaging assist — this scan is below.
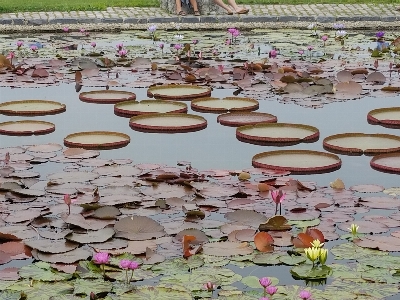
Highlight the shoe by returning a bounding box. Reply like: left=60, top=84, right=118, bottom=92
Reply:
left=178, top=11, right=187, bottom=16
left=194, top=11, right=201, bottom=16
left=236, top=8, right=249, bottom=14
left=226, top=11, right=233, bottom=15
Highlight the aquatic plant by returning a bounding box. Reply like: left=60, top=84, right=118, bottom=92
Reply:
left=336, top=30, right=348, bottom=45
left=259, top=277, right=272, bottom=297
left=93, top=252, right=110, bottom=277
left=119, top=259, right=139, bottom=284
left=63, top=194, right=76, bottom=215
left=148, top=24, right=157, bottom=41
left=299, top=290, right=312, bottom=299
left=271, top=190, right=285, bottom=215
left=307, top=23, right=317, bottom=36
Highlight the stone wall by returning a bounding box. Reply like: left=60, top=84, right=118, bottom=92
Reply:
left=160, top=0, right=225, bottom=15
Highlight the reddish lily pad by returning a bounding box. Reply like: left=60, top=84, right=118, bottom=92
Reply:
left=368, top=107, right=400, bottom=128
left=65, top=228, right=115, bottom=244
left=147, top=84, right=211, bottom=100
left=371, top=153, right=400, bottom=174
left=217, top=112, right=277, bottom=127
left=32, top=247, right=92, bottom=263
left=114, top=100, right=187, bottom=117
left=0, top=120, right=55, bottom=136
left=191, top=97, right=259, bottom=113
left=24, top=239, right=78, bottom=254
left=0, top=100, right=66, bottom=116
left=254, top=231, right=274, bottom=252
left=202, top=241, right=253, bottom=257
left=360, top=197, right=400, bottom=209
left=79, top=90, right=136, bottom=104
left=349, top=184, right=385, bottom=193
left=225, top=210, right=268, bottom=227
left=64, top=131, right=130, bottom=150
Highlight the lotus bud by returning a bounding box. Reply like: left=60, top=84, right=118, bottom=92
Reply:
left=319, top=248, right=328, bottom=265
left=348, top=223, right=359, bottom=236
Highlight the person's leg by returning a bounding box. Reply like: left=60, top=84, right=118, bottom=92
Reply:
left=190, top=0, right=200, bottom=15
left=176, top=0, right=186, bottom=15
left=213, top=0, right=233, bottom=13
left=227, top=0, right=248, bottom=13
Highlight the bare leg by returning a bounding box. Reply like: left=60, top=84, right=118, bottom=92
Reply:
left=176, top=0, right=183, bottom=13
left=227, top=0, right=248, bottom=13
left=213, top=0, right=233, bottom=13
left=189, top=0, right=199, bottom=12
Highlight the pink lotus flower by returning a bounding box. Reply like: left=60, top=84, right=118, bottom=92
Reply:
left=174, top=44, right=182, bottom=50
left=80, top=28, right=86, bottom=33
left=119, top=259, right=131, bottom=269
left=299, top=49, right=305, bottom=55
left=198, top=51, right=202, bottom=59
left=6, top=52, right=15, bottom=60
left=116, top=43, right=123, bottom=50
left=266, top=286, right=278, bottom=296
left=158, top=43, right=164, bottom=49
left=271, top=190, right=286, bottom=215
left=218, top=65, right=224, bottom=73
left=259, top=298, right=270, bottom=300
left=203, top=281, right=216, bottom=292
left=118, top=49, right=128, bottom=57
left=212, top=49, right=218, bottom=56
left=93, top=252, right=109, bottom=264
left=16, top=41, right=23, bottom=48
left=321, top=35, right=328, bottom=42
left=30, top=45, right=38, bottom=52
left=228, top=28, right=237, bottom=34
left=64, top=194, right=76, bottom=215
left=226, top=39, right=231, bottom=45
left=90, top=42, right=96, bottom=48
left=269, top=49, right=277, bottom=58
left=232, top=29, right=240, bottom=37
left=129, top=261, right=139, bottom=270
left=299, top=290, right=312, bottom=300
left=192, top=39, right=199, bottom=45
left=63, top=27, right=69, bottom=32
left=259, top=277, right=272, bottom=288
left=307, top=45, right=314, bottom=51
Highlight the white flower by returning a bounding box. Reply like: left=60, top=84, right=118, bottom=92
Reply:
left=307, top=23, right=316, bottom=30
left=174, top=34, right=184, bottom=40
left=336, top=30, right=347, bottom=37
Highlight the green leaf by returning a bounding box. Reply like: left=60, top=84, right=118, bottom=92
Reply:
left=241, top=275, right=279, bottom=289
left=73, top=279, right=112, bottom=295
left=0, top=290, right=22, bottom=300
left=253, top=253, right=282, bottom=265
left=0, top=280, right=17, bottom=290
left=118, top=286, right=192, bottom=300
left=186, top=255, right=204, bottom=270
left=287, top=218, right=320, bottom=228
left=8, top=280, right=73, bottom=299
left=279, top=254, right=307, bottom=265
left=19, top=263, right=72, bottom=281
left=290, top=264, right=332, bottom=279
left=330, top=242, right=387, bottom=260
left=151, top=258, right=190, bottom=276
left=358, top=255, right=400, bottom=269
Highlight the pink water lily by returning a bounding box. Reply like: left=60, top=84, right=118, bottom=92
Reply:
left=16, top=41, right=23, bottom=49
left=271, top=190, right=286, bottom=215
left=118, top=49, right=128, bottom=58
left=116, top=43, right=124, bottom=50
left=299, top=290, right=312, bottom=300
left=93, top=252, right=109, bottom=277
left=203, top=281, right=216, bottom=292
left=90, top=42, right=96, bottom=48
left=64, top=194, right=76, bottom=215
left=30, top=45, right=38, bottom=52
left=6, top=52, right=15, bottom=60
left=269, top=49, right=277, bottom=58
left=63, top=27, right=69, bottom=32
left=266, top=286, right=278, bottom=296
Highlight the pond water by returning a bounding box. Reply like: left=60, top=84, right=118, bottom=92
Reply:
left=1, top=29, right=400, bottom=299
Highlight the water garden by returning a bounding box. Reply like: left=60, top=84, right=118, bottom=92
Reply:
left=1, top=24, right=400, bottom=299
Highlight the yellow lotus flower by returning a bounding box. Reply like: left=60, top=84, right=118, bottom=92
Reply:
left=319, top=248, right=328, bottom=265
left=310, top=239, right=324, bottom=248
left=348, top=224, right=359, bottom=236
left=304, top=247, right=320, bottom=263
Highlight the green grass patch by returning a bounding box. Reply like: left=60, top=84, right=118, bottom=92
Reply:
left=0, top=0, right=399, bottom=13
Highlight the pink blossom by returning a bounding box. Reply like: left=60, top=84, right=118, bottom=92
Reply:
left=232, top=29, right=240, bottom=37
left=116, top=43, right=123, bottom=50
left=266, top=286, right=278, bottom=295
left=307, top=45, right=314, bottom=51
left=192, top=39, right=199, bottom=45
left=203, top=281, right=216, bottom=292
left=118, top=49, right=128, bottom=57
left=212, top=49, right=218, bottom=56
left=16, top=41, right=23, bottom=48
left=321, top=35, right=328, bottom=42
left=119, top=259, right=131, bottom=269
left=259, top=277, right=272, bottom=288
left=225, top=39, right=231, bottom=45
left=271, top=190, right=285, bottom=204
left=63, top=27, right=69, bottom=32
left=299, top=290, right=312, bottom=300
left=6, top=52, right=15, bottom=60
left=174, top=44, right=182, bottom=50
left=30, top=45, right=38, bottom=52
left=198, top=51, right=202, bottom=59
left=93, top=252, right=109, bottom=264
left=298, top=50, right=305, bottom=55
left=80, top=28, right=86, bottom=33
left=90, top=42, right=96, bottom=48
left=64, top=194, right=72, bottom=206
left=158, top=43, right=164, bottom=49
left=228, top=28, right=237, bottom=34
left=129, top=261, right=139, bottom=270
left=269, top=49, right=277, bottom=58
left=218, top=65, right=224, bottom=73
left=259, top=298, right=270, bottom=300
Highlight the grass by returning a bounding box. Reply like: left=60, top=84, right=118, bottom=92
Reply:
left=0, top=0, right=399, bottom=13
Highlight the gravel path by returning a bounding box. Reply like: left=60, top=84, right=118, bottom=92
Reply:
left=0, top=4, right=399, bottom=32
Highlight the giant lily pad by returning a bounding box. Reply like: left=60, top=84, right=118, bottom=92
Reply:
left=129, top=113, right=207, bottom=133
left=202, top=241, right=253, bottom=256
left=368, top=107, right=400, bottom=128
left=0, top=99, right=65, bottom=116
left=64, top=131, right=130, bottom=149
left=79, top=90, right=136, bottom=104
left=0, top=120, right=55, bottom=136
left=371, top=153, right=400, bottom=174
left=32, top=247, right=92, bottom=263
left=65, top=228, right=115, bottom=244
left=24, top=239, right=78, bottom=254
left=217, top=112, right=277, bottom=127
left=237, top=123, right=319, bottom=145
left=252, top=150, right=341, bottom=174
left=323, top=133, right=400, bottom=155
left=114, top=100, right=187, bottom=117
left=191, top=97, right=259, bottom=113
left=147, top=84, right=211, bottom=100
left=114, top=216, right=166, bottom=240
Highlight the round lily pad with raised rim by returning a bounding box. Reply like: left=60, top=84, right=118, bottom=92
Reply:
left=0, top=100, right=66, bottom=116
left=217, top=112, right=277, bottom=127
left=237, top=123, right=319, bottom=146
left=367, top=107, right=400, bottom=128
left=323, top=133, right=400, bottom=155
left=252, top=150, right=341, bottom=174
left=0, top=120, right=55, bottom=136
left=114, top=100, right=187, bottom=117
left=79, top=90, right=136, bottom=104
left=147, top=84, right=211, bottom=100
left=371, top=153, right=400, bottom=174
left=191, top=97, right=259, bottom=113
left=64, top=131, right=130, bottom=149
left=129, top=113, right=207, bottom=133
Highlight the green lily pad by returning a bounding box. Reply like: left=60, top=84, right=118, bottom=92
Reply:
left=187, top=255, right=204, bottom=270
left=288, top=218, right=320, bottom=228
left=118, top=286, right=192, bottom=300
left=19, top=262, right=72, bottom=281
left=241, top=275, right=279, bottom=289
left=151, top=258, right=191, bottom=276
left=290, top=264, right=332, bottom=279
left=279, top=254, right=307, bottom=265
left=0, top=290, right=22, bottom=300
left=73, top=278, right=113, bottom=295
left=252, top=253, right=282, bottom=265
left=331, top=242, right=387, bottom=260
left=7, top=280, right=73, bottom=298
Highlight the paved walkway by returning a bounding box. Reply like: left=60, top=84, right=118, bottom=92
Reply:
left=0, top=4, right=398, bottom=26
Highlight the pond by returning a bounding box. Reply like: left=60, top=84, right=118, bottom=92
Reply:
left=0, top=27, right=400, bottom=299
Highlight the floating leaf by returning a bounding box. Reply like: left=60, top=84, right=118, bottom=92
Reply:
left=73, top=278, right=112, bottom=295
left=114, top=216, right=165, bottom=240
left=259, top=215, right=291, bottom=231
left=65, top=228, right=115, bottom=244
left=254, top=232, right=274, bottom=252
left=19, top=262, right=72, bottom=281
left=241, top=275, right=279, bottom=289
left=202, top=241, right=253, bottom=257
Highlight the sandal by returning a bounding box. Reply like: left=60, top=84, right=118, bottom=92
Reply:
left=236, top=8, right=249, bottom=14
left=226, top=11, right=233, bottom=15
left=194, top=11, right=201, bottom=16
left=178, top=11, right=187, bottom=16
